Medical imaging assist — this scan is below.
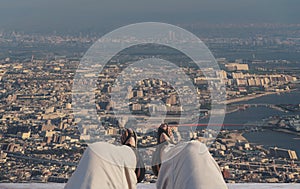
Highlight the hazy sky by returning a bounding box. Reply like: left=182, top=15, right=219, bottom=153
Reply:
left=0, top=0, right=299, bottom=33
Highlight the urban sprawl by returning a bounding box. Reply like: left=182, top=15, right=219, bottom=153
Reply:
left=0, top=24, right=300, bottom=183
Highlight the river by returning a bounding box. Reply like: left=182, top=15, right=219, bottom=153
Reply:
left=234, top=89, right=300, bottom=105
left=227, top=89, right=300, bottom=155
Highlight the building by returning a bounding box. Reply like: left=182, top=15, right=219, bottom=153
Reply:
left=236, top=79, right=247, bottom=86
left=132, top=103, right=142, bottom=111
left=232, top=72, right=244, bottom=79
left=106, top=127, right=118, bottom=136
left=20, top=131, right=31, bottom=140
left=166, top=95, right=177, bottom=105
left=136, top=90, right=144, bottom=98
left=0, top=151, right=7, bottom=163
left=225, top=63, right=249, bottom=71
left=269, top=147, right=298, bottom=160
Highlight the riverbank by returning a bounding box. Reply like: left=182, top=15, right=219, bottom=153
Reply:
left=225, top=105, right=241, bottom=114
left=271, top=128, right=300, bottom=137
left=227, top=132, right=248, bottom=142
left=226, top=103, right=288, bottom=114
left=225, top=89, right=296, bottom=105
left=243, top=129, right=300, bottom=155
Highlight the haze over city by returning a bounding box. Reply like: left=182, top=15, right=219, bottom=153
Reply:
left=0, top=0, right=300, bottom=33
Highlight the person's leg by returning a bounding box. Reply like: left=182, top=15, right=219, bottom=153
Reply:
left=65, top=142, right=137, bottom=189
left=121, top=128, right=146, bottom=183
left=157, top=141, right=228, bottom=189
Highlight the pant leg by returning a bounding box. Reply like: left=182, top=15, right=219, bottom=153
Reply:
left=157, top=141, right=228, bottom=189
left=65, top=142, right=137, bottom=189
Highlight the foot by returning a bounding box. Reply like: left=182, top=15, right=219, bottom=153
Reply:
left=120, top=128, right=145, bottom=182
left=152, top=123, right=175, bottom=176
left=121, top=128, right=137, bottom=148
left=158, top=123, right=175, bottom=144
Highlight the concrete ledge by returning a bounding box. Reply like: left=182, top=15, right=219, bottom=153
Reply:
left=0, top=183, right=299, bottom=189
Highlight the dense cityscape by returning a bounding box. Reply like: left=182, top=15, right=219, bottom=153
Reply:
left=0, top=23, right=300, bottom=184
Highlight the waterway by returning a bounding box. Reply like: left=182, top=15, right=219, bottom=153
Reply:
left=243, top=130, right=300, bottom=155
left=190, top=89, right=299, bottom=154
left=234, top=89, right=300, bottom=105
left=227, top=89, right=300, bottom=155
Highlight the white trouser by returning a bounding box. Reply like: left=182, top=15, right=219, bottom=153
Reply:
left=64, top=142, right=137, bottom=189
left=65, top=141, right=227, bottom=189
left=157, top=141, right=228, bottom=189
